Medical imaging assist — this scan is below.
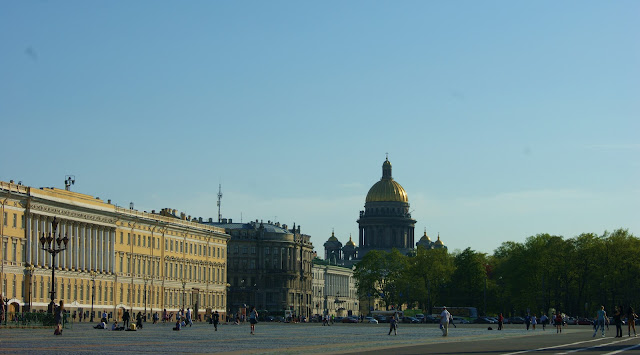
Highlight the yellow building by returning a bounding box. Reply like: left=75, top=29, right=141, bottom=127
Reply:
left=0, top=180, right=229, bottom=321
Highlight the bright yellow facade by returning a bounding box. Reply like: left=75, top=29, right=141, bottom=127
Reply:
left=0, top=180, right=229, bottom=321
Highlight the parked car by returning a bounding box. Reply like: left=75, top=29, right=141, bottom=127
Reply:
left=508, top=317, right=525, bottom=324
left=473, top=317, right=496, bottom=324
left=577, top=318, right=593, bottom=325
left=376, top=316, right=388, bottom=323
left=334, top=317, right=344, bottom=323
left=451, top=317, right=469, bottom=324
left=423, top=315, right=439, bottom=324
left=402, top=316, right=420, bottom=324
left=365, top=317, right=379, bottom=324
left=342, top=316, right=359, bottom=323
left=264, top=316, right=275, bottom=322
left=275, top=316, right=285, bottom=322
left=415, top=314, right=425, bottom=321
left=565, top=317, right=577, bottom=325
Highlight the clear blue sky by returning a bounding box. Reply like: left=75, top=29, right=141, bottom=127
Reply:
left=2, top=1, right=638, bottom=254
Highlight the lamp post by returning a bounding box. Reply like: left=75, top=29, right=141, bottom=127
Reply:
left=181, top=279, right=186, bottom=310
left=27, top=265, right=35, bottom=312
left=39, top=217, right=69, bottom=313
left=143, top=275, right=149, bottom=322
left=90, top=271, right=96, bottom=322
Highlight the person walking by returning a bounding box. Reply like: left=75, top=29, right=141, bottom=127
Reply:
left=626, top=306, right=638, bottom=337
left=54, top=300, right=64, bottom=335
left=186, top=308, right=193, bottom=327
left=497, top=313, right=504, bottom=330
left=540, top=314, right=548, bottom=331
left=593, top=305, right=607, bottom=337
left=614, top=306, right=623, bottom=337
left=122, top=310, right=130, bottom=329
left=162, top=309, right=167, bottom=324
left=249, top=306, right=258, bottom=335
left=440, top=306, right=451, bottom=337
left=388, top=313, right=398, bottom=335
left=213, top=311, right=220, bottom=331
left=525, top=314, right=531, bottom=330
left=554, top=313, right=563, bottom=333
left=531, top=314, right=537, bottom=330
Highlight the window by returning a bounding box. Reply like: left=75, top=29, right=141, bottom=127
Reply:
left=180, top=242, right=183, bottom=253
left=119, top=256, right=123, bottom=272
left=242, top=246, right=248, bottom=254
left=273, top=247, right=278, bottom=255
left=251, top=246, right=256, bottom=254
left=170, top=240, right=173, bottom=251
left=21, top=215, right=25, bottom=229
left=148, top=236, right=151, bottom=247
left=128, top=233, right=131, bottom=245
left=265, top=248, right=270, bottom=255
left=120, top=232, right=123, bottom=244
left=12, top=243, right=17, bottom=261
left=138, top=235, right=141, bottom=246
left=143, top=236, right=146, bottom=247
left=250, top=260, right=255, bottom=269
left=189, top=243, right=193, bottom=254
left=2, top=212, right=6, bottom=226
left=12, top=214, right=16, bottom=228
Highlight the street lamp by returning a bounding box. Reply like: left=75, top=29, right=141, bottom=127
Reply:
left=90, top=271, right=96, bottom=322
left=143, top=275, right=149, bottom=322
left=39, top=217, right=69, bottom=313
left=27, top=265, right=35, bottom=312
left=181, top=279, right=187, bottom=310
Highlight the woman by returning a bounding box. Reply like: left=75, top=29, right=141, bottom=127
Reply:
left=531, top=314, right=537, bottom=330
left=554, top=313, right=563, bottom=333
left=627, top=306, right=637, bottom=337
left=614, top=306, right=623, bottom=337
left=54, top=300, right=64, bottom=335
left=249, top=306, right=258, bottom=335
left=388, top=313, right=398, bottom=335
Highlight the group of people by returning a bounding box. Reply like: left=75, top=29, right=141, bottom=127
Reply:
left=595, top=305, right=638, bottom=338
left=171, top=307, right=194, bottom=331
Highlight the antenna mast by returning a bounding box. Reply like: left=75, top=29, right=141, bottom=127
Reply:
left=217, top=184, right=223, bottom=223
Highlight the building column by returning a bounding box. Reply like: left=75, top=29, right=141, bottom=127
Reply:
left=26, top=213, right=32, bottom=265
left=33, top=215, right=40, bottom=266
left=92, top=227, right=98, bottom=271
left=110, top=229, right=116, bottom=274
left=88, top=225, right=93, bottom=271
left=98, top=228, right=104, bottom=273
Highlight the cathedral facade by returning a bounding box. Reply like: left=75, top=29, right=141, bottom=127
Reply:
left=324, top=157, right=446, bottom=266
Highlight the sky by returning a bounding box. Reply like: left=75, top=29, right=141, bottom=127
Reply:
left=1, top=1, right=638, bottom=255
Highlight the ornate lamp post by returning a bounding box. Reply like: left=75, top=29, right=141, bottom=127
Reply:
left=27, top=265, right=35, bottom=312
left=90, top=271, right=96, bottom=322
left=39, top=217, right=69, bottom=313
left=181, top=279, right=187, bottom=310
left=143, top=275, right=149, bottom=321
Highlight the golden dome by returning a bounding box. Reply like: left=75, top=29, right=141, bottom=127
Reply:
left=365, top=158, right=408, bottom=203
left=346, top=235, right=356, bottom=246
left=419, top=230, right=431, bottom=242
left=328, top=231, right=338, bottom=242
left=434, top=234, right=443, bottom=246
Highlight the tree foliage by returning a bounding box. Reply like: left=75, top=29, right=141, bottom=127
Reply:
left=352, top=229, right=640, bottom=317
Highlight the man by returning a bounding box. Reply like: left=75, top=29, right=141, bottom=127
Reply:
left=540, top=314, right=548, bottom=331
left=440, top=306, right=451, bottom=336
left=102, top=310, right=108, bottom=323
left=213, top=310, right=220, bottom=331
left=122, top=310, right=130, bottom=329
left=186, top=308, right=193, bottom=327
left=497, top=313, right=504, bottom=330
left=593, top=305, right=607, bottom=337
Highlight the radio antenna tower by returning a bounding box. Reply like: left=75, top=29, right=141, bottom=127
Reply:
left=217, top=184, right=223, bottom=223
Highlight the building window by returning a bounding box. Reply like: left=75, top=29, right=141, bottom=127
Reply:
left=21, top=215, right=25, bottom=229
left=265, top=248, right=270, bottom=255
left=12, top=243, right=17, bottom=261
left=128, top=233, right=131, bottom=245
left=12, top=213, right=17, bottom=228
left=2, top=212, right=6, bottom=226
left=143, top=236, right=146, bottom=247
left=120, top=232, right=123, bottom=244
left=242, top=246, right=248, bottom=254
left=251, top=246, right=256, bottom=254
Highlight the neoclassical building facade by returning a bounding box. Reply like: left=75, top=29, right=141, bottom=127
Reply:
left=0, top=180, right=230, bottom=321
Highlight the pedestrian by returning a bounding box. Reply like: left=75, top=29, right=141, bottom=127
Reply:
left=186, top=308, right=193, bottom=327
left=213, top=310, right=220, bottom=331
left=531, top=314, right=537, bottom=330
left=136, top=312, right=143, bottom=329
left=554, top=313, right=563, bottom=333
left=0, top=294, right=4, bottom=323
left=102, top=310, right=108, bottom=323
left=54, top=300, right=64, bottom=335
left=122, top=309, right=130, bottom=329
left=249, top=306, right=258, bottom=335
left=626, top=306, right=638, bottom=337
left=78, top=311, right=83, bottom=323
left=614, top=306, right=623, bottom=337
left=388, top=313, right=398, bottom=335
left=497, top=313, right=504, bottom=330
left=593, top=305, right=607, bottom=337
left=440, top=306, right=451, bottom=337
left=525, top=314, right=531, bottom=330
left=540, top=314, right=548, bottom=331
left=153, top=312, right=159, bottom=324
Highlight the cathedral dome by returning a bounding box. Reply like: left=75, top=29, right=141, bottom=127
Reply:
left=345, top=236, right=356, bottom=247
left=365, top=158, right=408, bottom=203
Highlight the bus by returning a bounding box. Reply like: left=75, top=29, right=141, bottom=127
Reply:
left=432, top=307, right=478, bottom=320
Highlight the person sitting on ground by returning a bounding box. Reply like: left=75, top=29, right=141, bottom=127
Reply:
left=111, top=321, right=125, bottom=331
left=173, top=319, right=182, bottom=331
left=94, top=321, right=107, bottom=329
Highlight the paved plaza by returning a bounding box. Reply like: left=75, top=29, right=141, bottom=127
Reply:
left=1, top=322, right=639, bottom=354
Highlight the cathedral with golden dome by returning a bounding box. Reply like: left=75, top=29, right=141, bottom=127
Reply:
left=324, top=157, right=446, bottom=265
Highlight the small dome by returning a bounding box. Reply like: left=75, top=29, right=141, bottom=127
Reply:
left=434, top=234, right=444, bottom=246
left=346, top=236, right=356, bottom=246
left=328, top=231, right=338, bottom=242
left=365, top=158, right=408, bottom=203
left=419, top=230, right=431, bottom=242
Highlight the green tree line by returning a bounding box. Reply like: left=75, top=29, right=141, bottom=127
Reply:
left=353, top=228, right=639, bottom=317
